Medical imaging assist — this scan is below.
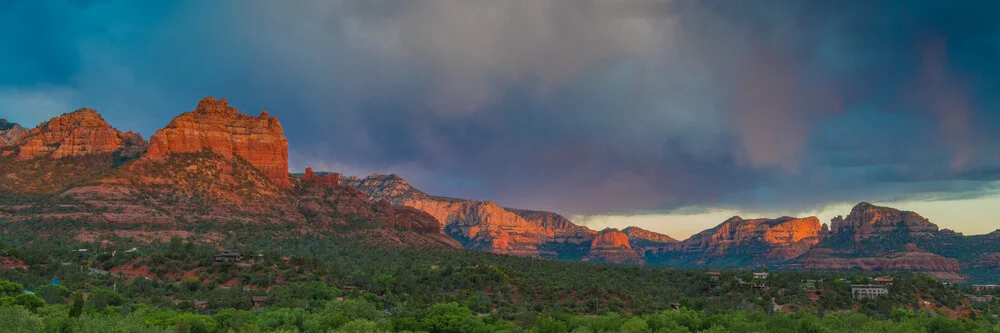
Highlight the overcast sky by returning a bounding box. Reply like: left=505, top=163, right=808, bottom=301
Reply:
left=2, top=0, right=998, bottom=238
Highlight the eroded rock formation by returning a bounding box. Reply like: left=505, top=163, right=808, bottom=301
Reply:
left=830, top=202, right=939, bottom=241
left=583, top=228, right=644, bottom=264
left=147, top=97, right=290, bottom=187
left=302, top=167, right=341, bottom=187
left=8, top=109, right=146, bottom=160
left=678, top=216, right=822, bottom=261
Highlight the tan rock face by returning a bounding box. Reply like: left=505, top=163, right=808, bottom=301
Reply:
left=341, top=174, right=429, bottom=205
left=583, top=228, right=644, bottom=264
left=830, top=202, right=939, bottom=241
left=146, top=97, right=290, bottom=187
left=10, top=109, right=145, bottom=160
left=0, top=119, right=28, bottom=147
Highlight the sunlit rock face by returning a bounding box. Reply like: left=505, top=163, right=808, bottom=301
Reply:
left=9, top=109, right=146, bottom=160
left=302, top=167, right=341, bottom=187
left=830, top=202, right=939, bottom=241
left=146, top=97, right=290, bottom=187
left=343, top=174, right=598, bottom=259
left=583, top=228, right=644, bottom=264
left=675, top=216, right=823, bottom=262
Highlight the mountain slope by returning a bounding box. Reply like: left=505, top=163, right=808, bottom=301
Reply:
left=646, top=216, right=822, bottom=267
left=0, top=98, right=460, bottom=250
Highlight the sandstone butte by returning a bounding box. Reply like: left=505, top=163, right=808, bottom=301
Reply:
left=7, top=108, right=146, bottom=160
left=0, top=119, right=28, bottom=147
left=830, top=202, right=939, bottom=241
left=146, top=97, right=291, bottom=188
left=583, top=228, right=644, bottom=264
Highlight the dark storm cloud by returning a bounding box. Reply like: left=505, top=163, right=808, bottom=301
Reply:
left=0, top=0, right=998, bottom=216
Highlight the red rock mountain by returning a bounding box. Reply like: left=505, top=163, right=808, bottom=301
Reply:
left=342, top=174, right=692, bottom=262
left=622, top=226, right=678, bottom=256
left=147, top=97, right=291, bottom=187
left=649, top=216, right=822, bottom=265
left=583, top=228, right=644, bottom=264
left=6, top=97, right=997, bottom=278
left=0, top=119, right=28, bottom=147
left=830, top=202, right=939, bottom=241
left=4, top=109, right=146, bottom=160
left=343, top=174, right=601, bottom=258
left=0, top=99, right=459, bottom=250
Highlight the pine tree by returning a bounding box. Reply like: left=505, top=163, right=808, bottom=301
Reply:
left=69, top=291, right=84, bottom=318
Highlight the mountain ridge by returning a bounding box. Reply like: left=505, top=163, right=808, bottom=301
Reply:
left=3, top=97, right=998, bottom=283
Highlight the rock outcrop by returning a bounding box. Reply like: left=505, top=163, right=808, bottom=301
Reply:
left=830, top=202, right=939, bottom=241
left=0, top=119, right=28, bottom=147
left=302, top=167, right=341, bottom=187
left=7, top=109, right=146, bottom=160
left=342, top=174, right=429, bottom=205
left=583, top=228, right=644, bottom=264
left=147, top=97, right=290, bottom=187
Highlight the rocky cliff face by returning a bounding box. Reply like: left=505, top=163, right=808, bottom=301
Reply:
left=583, top=228, right=644, bottom=264
left=5, top=109, right=146, bottom=160
left=622, top=226, right=678, bottom=257
left=146, top=97, right=290, bottom=187
left=344, top=174, right=597, bottom=259
left=830, top=202, right=939, bottom=241
left=0, top=119, right=28, bottom=147
left=649, top=216, right=822, bottom=265
left=0, top=99, right=459, bottom=251
left=342, top=174, right=430, bottom=205
left=688, top=216, right=820, bottom=258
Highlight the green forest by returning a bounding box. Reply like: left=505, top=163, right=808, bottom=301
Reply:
left=1, top=224, right=1000, bottom=333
